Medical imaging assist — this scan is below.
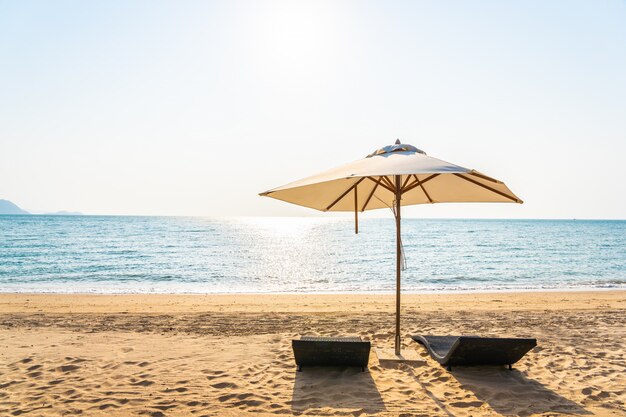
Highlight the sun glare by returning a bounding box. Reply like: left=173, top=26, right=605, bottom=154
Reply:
left=253, top=1, right=339, bottom=70
left=238, top=216, right=327, bottom=237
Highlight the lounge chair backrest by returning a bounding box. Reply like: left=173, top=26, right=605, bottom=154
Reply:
left=412, top=335, right=537, bottom=369
left=292, top=336, right=371, bottom=371
left=450, top=337, right=537, bottom=366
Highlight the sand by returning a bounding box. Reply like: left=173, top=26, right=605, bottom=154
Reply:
left=0, top=291, right=624, bottom=416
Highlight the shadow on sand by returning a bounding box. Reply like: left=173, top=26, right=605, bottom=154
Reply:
left=291, top=366, right=385, bottom=415
left=441, top=366, right=591, bottom=416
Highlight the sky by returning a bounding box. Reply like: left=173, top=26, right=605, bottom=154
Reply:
left=1, top=0, right=625, bottom=219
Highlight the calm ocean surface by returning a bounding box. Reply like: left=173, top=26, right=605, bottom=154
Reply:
left=0, top=215, right=624, bottom=294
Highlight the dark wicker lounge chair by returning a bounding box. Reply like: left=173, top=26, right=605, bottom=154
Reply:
left=412, top=335, right=537, bottom=371
left=292, top=336, right=371, bottom=372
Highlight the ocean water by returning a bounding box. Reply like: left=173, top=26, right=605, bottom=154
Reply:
left=0, top=215, right=624, bottom=294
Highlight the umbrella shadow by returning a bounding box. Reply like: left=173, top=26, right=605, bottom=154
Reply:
left=291, top=367, right=386, bottom=414
left=447, top=367, right=592, bottom=416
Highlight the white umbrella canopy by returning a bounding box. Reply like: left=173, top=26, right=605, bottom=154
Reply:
left=260, top=141, right=522, bottom=212
left=260, top=140, right=522, bottom=356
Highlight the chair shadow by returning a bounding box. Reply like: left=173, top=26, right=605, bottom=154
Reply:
left=448, top=366, right=592, bottom=416
left=291, top=366, right=386, bottom=415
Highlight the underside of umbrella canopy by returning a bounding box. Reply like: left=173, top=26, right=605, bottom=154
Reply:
left=260, top=143, right=522, bottom=212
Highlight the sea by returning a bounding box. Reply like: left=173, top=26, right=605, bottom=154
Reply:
left=0, top=215, right=624, bottom=294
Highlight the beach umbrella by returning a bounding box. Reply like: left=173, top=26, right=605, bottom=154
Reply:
left=260, top=140, right=522, bottom=356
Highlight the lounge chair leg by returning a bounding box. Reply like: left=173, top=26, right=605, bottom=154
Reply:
left=508, top=364, right=512, bottom=371
left=361, top=366, right=365, bottom=372
left=297, top=365, right=302, bottom=372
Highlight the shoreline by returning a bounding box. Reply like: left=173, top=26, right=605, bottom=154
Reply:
left=0, top=285, right=624, bottom=296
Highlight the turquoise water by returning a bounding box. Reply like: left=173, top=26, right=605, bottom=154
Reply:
left=0, top=215, right=624, bottom=293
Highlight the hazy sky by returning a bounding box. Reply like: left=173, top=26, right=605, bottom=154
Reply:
left=1, top=1, right=625, bottom=218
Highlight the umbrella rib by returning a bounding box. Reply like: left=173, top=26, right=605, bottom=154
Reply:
left=381, top=176, right=396, bottom=190
left=402, top=173, right=439, bottom=194
left=400, top=174, right=423, bottom=193
left=361, top=177, right=382, bottom=211
left=401, top=178, right=417, bottom=193
left=468, top=170, right=501, bottom=184
left=401, top=175, right=412, bottom=190
left=325, top=177, right=366, bottom=211
left=413, top=174, right=434, bottom=203
left=368, top=176, right=395, bottom=193
left=453, top=173, right=521, bottom=202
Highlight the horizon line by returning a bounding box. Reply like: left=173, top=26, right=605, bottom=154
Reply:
left=1, top=213, right=625, bottom=221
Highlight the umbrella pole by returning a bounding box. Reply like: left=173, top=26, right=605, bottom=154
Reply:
left=354, top=185, right=358, bottom=234
left=395, top=175, right=402, bottom=355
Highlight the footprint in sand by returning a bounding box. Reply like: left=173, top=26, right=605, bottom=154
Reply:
left=205, top=370, right=226, bottom=380
left=211, top=382, right=238, bottom=389
left=0, top=381, right=17, bottom=389
left=48, top=379, right=64, bottom=385
left=151, top=402, right=178, bottom=411
left=98, top=403, right=120, bottom=410
left=590, top=390, right=611, bottom=400
left=163, top=387, right=187, bottom=393
left=232, top=399, right=263, bottom=407
left=217, top=393, right=238, bottom=402
left=130, top=380, right=155, bottom=387
left=58, top=364, right=80, bottom=373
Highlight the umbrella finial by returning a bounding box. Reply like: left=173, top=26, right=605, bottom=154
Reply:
left=367, top=141, right=426, bottom=157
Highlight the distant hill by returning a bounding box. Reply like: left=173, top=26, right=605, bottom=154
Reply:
left=0, top=199, right=30, bottom=215
left=46, top=211, right=83, bottom=215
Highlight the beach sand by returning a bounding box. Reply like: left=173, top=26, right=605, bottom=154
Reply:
left=0, top=291, right=624, bottom=416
